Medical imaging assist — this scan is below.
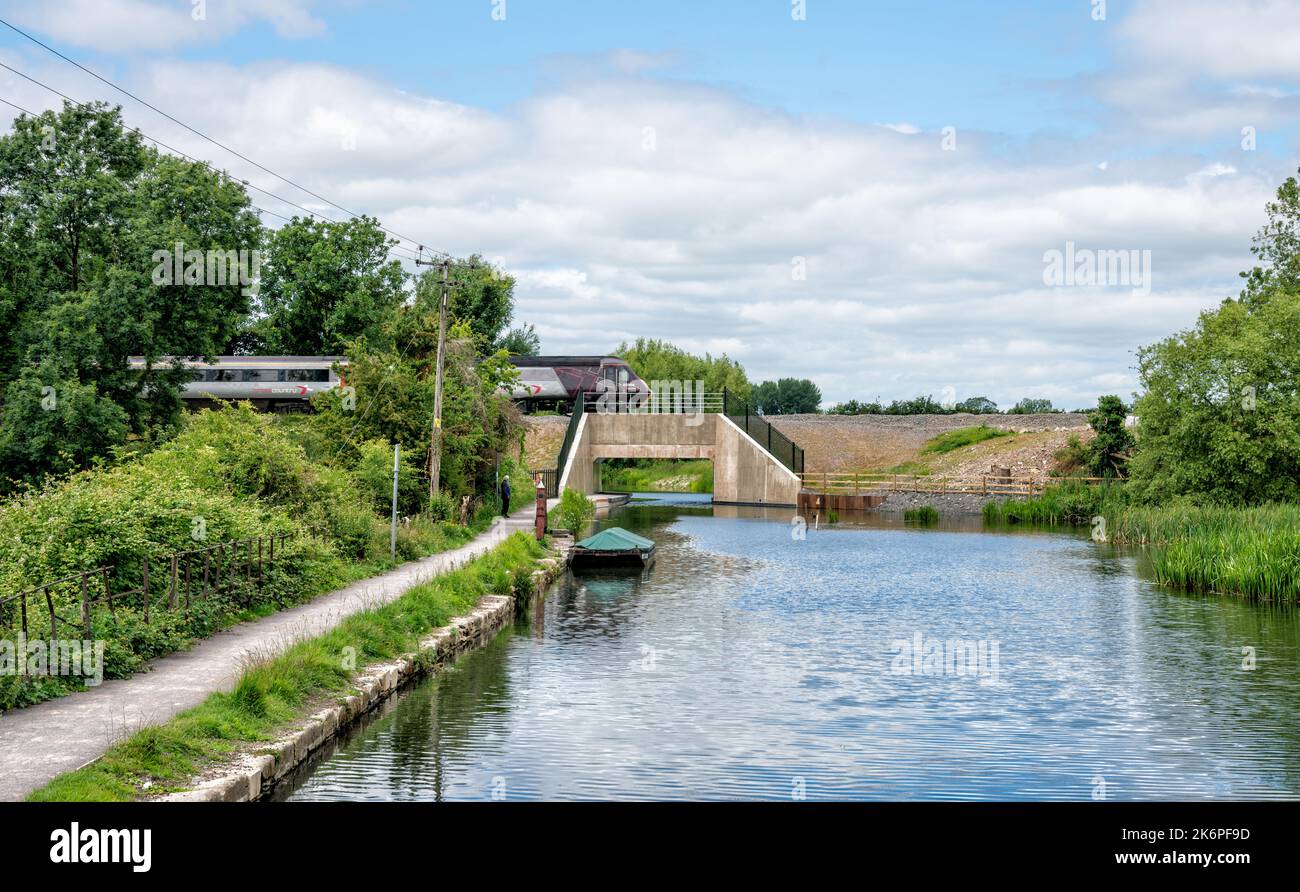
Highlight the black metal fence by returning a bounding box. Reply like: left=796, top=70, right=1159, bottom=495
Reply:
left=722, top=388, right=805, bottom=475
left=532, top=467, right=558, bottom=499
left=547, top=395, right=587, bottom=494
left=0, top=531, right=300, bottom=642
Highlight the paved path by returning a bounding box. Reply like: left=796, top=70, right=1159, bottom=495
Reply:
left=0, top=507, right=543, bottom=801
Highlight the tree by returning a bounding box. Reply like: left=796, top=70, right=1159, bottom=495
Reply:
left=252, top=216, right=406, bottom=355
left=1129, top=172, right=1300, bottom=504
left=956, top=396, right=999, bottom=414
left=1240, top=169, right=1300, bottom=306
left=498, top=322, right=540, bottom=356
left=412, top=255, right=518, bottom=353
left=885, top=395, right=949, bottom=415
left=753, top=378, right=821, bottom=414
left=615, top=338, right=752, bottom=402
left=0, top=102, right=262, bottom=487
left=827, top=399, right=883, bottom=415
left=1008, top=397, right=1056, bottom=414
left=1129, top=290, right=1300, bottom=503
left=1085, top=395, right=1133, bottom=478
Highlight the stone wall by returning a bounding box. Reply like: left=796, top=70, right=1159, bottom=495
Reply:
left=160, top=551, right=565, bottom=802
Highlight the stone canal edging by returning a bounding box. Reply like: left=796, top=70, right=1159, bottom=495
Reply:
left=160, top=550, right=567, bottom=802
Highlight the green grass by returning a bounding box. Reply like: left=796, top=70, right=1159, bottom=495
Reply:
left=904, top=506, right=940, bottom=524
left=1109, top=503, right=1300, bottom=602
left=986, top=482, right=1300, bottom=602
left=601, top=459, right=713, bottom=493
left=27, top=533, right=546, bottom=802
left=883, top=460, right=934, bottom=476
left=921, top=425, right=1012, bottom=455
left=981, top=478, right=1128, bottom=525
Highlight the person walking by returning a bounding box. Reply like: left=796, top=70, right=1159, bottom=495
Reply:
left=499, top=475, right=512, bottom=519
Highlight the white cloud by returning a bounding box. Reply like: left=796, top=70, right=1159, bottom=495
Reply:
left=0, top=1, right=1290, bottom=409
left=0, top=0, right=326, bottom=52
left=1119, top=0, right=1300, bottom=81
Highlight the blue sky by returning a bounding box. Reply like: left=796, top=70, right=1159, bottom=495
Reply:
left=1, top=0, right=1298, bottom=407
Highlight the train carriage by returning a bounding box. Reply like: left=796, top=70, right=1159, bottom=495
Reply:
left=126, top=356, right=346, bottom=412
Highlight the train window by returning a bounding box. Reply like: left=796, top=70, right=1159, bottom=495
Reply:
left=283, top=369, right=329, bottom=382
left=240, top=369, right=275, bottom=382
left=197, top=369, right=237, bottom=382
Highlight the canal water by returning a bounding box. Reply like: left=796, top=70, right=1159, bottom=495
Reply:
left=279, top=494, right=1300, bottom=801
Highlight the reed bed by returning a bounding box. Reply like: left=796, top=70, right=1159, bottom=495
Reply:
left=986, top=484, right=1300, bottom=602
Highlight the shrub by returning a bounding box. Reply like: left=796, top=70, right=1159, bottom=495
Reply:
left=552, top=488, right=595, bottom=535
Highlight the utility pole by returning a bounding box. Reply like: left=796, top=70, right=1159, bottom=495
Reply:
left=390, top=442, right=400, bottom=559
left=414, top=249, right=452, bottom=501
left=430, top=259, right=449, bottom=499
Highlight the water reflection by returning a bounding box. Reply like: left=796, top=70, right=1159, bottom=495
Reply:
left=281, top=493, right=1300, bottom=801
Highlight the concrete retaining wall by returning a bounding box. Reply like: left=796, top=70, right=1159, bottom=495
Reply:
left=159, top=552, right=565, bottom=802
left=560, top=412, right=799, bottom=507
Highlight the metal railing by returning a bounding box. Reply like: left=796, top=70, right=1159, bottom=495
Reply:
left=0, top=531, right=301, bottom=642
left=722, top=389, right=806, bottom=474
left=550, top=395, right=587, bottom=493
left=578, top=390, right=726, bottom=414
left=545, top=388, right=807, bottom=486
left=532, top=467, right=558, bottom=499
left=799, top=472, right=1121, bottom=496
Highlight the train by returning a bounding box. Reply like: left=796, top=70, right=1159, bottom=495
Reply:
left=509, top=355, right=648, bottom=412
left=127, top=354, right=647, bottom=413
left=126, top=356, right=347, bottom=412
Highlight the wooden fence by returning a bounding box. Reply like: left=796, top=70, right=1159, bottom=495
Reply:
left=0, top=531, right=300, bottom=642
left=799, top=472, right=1118, bottom=497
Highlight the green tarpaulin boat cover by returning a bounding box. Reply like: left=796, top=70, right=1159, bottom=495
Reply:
left=574, top=527, right=655, bottom=552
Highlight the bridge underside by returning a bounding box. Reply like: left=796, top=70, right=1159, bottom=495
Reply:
left=559, top=412, right=800, bottom=507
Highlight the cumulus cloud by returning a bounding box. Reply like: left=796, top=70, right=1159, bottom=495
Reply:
left=0, top=0, right=326, bottom=52
left=0, top=0, right=1290, bottom=408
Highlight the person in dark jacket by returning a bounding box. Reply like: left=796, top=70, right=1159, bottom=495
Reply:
left=499, top=476, right=512, bottom=518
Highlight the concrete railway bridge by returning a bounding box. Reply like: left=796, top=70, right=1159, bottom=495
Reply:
left=550, top=391, right=805, bottom=507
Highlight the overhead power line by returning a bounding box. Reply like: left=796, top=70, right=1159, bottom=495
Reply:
left=0, top=91, right=421, bottom=263
left=0, top=16, right=450, bottom=262
left=0, top=73, right=421, bottom=264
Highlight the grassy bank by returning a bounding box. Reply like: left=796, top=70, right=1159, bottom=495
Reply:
left=28, top=532, right=546, bottom=802
left=0, top=404, right=505, bottom=711
left=985, top=482, right=1300, bottom=602
left=601, top=459, right=713, bottom=493
left=981, top=478, right=1127, bottom=524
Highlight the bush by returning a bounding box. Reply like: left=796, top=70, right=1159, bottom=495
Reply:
left=552, top=488, right=595, bottom=535
left=0, top=403, right=489, bottom=710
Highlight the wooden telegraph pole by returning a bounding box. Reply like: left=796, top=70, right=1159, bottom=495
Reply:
left=430, top=259, right=450, bottom=499
left=414, top=249, right=452, bottom=500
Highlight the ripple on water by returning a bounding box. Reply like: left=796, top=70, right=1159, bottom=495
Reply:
left=281, top=500, right=1300, bottom=801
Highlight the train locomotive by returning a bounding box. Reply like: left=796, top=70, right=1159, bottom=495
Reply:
left=508, top=355, right=649, bottom=413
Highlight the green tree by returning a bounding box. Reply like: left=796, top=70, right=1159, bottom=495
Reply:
left=956, top=396, right=999, bottom=414
left=753, top=378, right=822, bottom=414
left=827, top=399, right=883, bottom=415
left=0, top=102, right=261, bottom=487
left=1008, top=397, right=1056, bottom=414
left=885, top=395, right=949, bottom=415
left=498, top=322, right=541, bottom=356
left=1129, top=291, right=1300, bottom=503
left=252, top=216, right=406, bottom=355
left=1240, top=169, right=1300, bottom=305
left=1085, top=395, right=1133, bottom=478
left=414, top=255, right=518, bottom=353
left=614, top=338, right=752, bottom=402
left=1129, top=172, right=1300, bottom=504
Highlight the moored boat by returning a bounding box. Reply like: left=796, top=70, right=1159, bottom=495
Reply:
left=568, top=527, right=656, bottom=569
